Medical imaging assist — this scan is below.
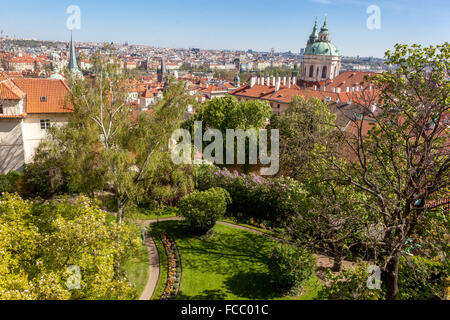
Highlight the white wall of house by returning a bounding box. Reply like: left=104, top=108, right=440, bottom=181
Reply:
left=21, top=114, right=68, bottom=164
left=0, top=99, right=24, bottom=116
left=0, top=119, right=25, bottom=173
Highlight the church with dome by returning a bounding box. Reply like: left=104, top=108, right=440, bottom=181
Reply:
left=301, top=17, right=341, bottom=82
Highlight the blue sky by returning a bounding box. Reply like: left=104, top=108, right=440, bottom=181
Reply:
left=0, top=0, right=448, bottom=57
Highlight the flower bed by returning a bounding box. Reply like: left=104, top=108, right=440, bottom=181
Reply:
left=160, top=232, right=182, bottom=300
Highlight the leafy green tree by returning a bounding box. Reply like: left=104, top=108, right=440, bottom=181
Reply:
left=0, top=193, right=140, bottom=300
left=269, top=96, right=336, bottom=183
left=193, top=95, right=272, bottom=173
left=145, top=151, right=194, bottom=210
left=39, top=48, right=192, bottom=225
left=329, top=43, right=450, bottom=299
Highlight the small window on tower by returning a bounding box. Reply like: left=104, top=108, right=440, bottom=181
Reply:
left=0, top=104, right=3, bottom=114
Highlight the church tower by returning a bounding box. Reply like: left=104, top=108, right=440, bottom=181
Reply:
left=68, top=31, right=79, bottom=73
left=301, top=16, right=341, bottom=82
left=157, top=56, right=167, bottom=83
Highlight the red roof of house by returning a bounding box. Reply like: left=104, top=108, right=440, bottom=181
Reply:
left=0, top=78, right=26, bottom=100
left=12, top=78, right=72, bottom=114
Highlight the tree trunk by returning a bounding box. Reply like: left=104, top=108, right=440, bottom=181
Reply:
left=332, top=244, right=343, bottom=272
left=384, top=252, right=400, bottom=300
left=117, top=197, right=127, bottom=225
left=117, top=200, right=124, bottom=225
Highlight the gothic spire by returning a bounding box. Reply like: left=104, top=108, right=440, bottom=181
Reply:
left=69, top=31, right=79, bottom=72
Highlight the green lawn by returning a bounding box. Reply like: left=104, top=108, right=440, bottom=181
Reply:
left=150, top=220, right=321, bottom=300
left=127, top=206, right=178, bottom=221
left=124, top=244, right=150, bottom=298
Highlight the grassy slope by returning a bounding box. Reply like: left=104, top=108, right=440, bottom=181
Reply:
left=150, top=220, right=321, bottom=300
left=123, top=244, right=150, bottom=298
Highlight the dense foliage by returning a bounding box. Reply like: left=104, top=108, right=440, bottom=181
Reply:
left=177, top=187, right=231, bottom=234
left=0, top=193, right=140, bottom=300
left=267, top=244, right=316, bottom=295
left=195, top=164, right=306, bottom=226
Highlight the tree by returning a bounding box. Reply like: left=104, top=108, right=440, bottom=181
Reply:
left=193, top=95, right=272, bottom=173
left=0, top=193, right=140, bottom=300
left=40, top=48, right=192, bottom=225
left=272, top=96, right=363, bottom=271
left=269, top=96, right=336, bottom=183
left=145, top=151, right=194, bottom=209
left=328, top=43, right=449, bottom=299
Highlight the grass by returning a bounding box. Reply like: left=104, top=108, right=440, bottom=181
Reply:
left=127, top=206, right=178, bottom=221
left=150, top=220, right=320, bottom=300
left=123, top=244, right=150, bottom=298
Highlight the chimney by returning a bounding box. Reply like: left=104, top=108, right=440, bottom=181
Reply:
left=257, top=77, right=261, bottom=85
left=272, top=76, right=276, bottom=86
left=336, top=87, right=341, bottom=93
left=261, top=77, right=265, bottom=86
left=293, top=77, right=297, bottom=86
left=313, top=85, right=317, bottom=91
left=345, top=87, right=350, bottom=93
left=275, top=78, right=281, bottom=92
left=331, top=87, right=336, bottom=93
left=283, top=77, right=287, bottom=86
left=266, top=77, right=270, bottom=86
left=288, top=77, right=291, bottom=88
left=250, top=77, right=256, bottom=88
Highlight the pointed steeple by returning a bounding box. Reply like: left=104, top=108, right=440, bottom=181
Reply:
left=69, top=31, right=79, bottom=72
left=307, top=17, right=319, bottom=46
left=318, top=15, right=330, bottom=42
left=320, top=14, right=329, bottom=34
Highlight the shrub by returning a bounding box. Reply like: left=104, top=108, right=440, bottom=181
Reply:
left=397, top=255, right=449, bottom=300
left=177, top=187, right=231, bottom=234
left=0, top=175, right=12, bottom=193
left=22, top=163, right=66, bottom=198
left=268, top=244, right=316, bottom=295
left=194, top=165, right=307, bottom=225
left=316, top=264, right=384, bottom=300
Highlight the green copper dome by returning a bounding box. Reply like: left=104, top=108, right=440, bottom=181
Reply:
left=305, top=41, right=340, bottom=56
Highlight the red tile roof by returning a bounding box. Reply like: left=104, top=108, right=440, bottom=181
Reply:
left=0, top=78, right=26, bottom=100
left=12, top=78, right=72, bottom=114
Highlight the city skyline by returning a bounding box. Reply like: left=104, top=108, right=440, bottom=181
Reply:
left=1, top=0, right=449, bottom=58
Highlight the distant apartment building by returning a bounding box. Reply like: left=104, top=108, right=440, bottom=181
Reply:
left=5, top=56, right=36, bottom=72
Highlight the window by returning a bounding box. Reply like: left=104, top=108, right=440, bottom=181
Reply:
left=309, top=65, right=314, bottom=77
left=0, top=103, right=3, bottom=114
left=40, top=119, right=51, bottom=130
left=322, top=66, right=327, bottom=79
left=277, top=104, right=280, bottom=109
left=40, top=96, right=47, bottom=102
